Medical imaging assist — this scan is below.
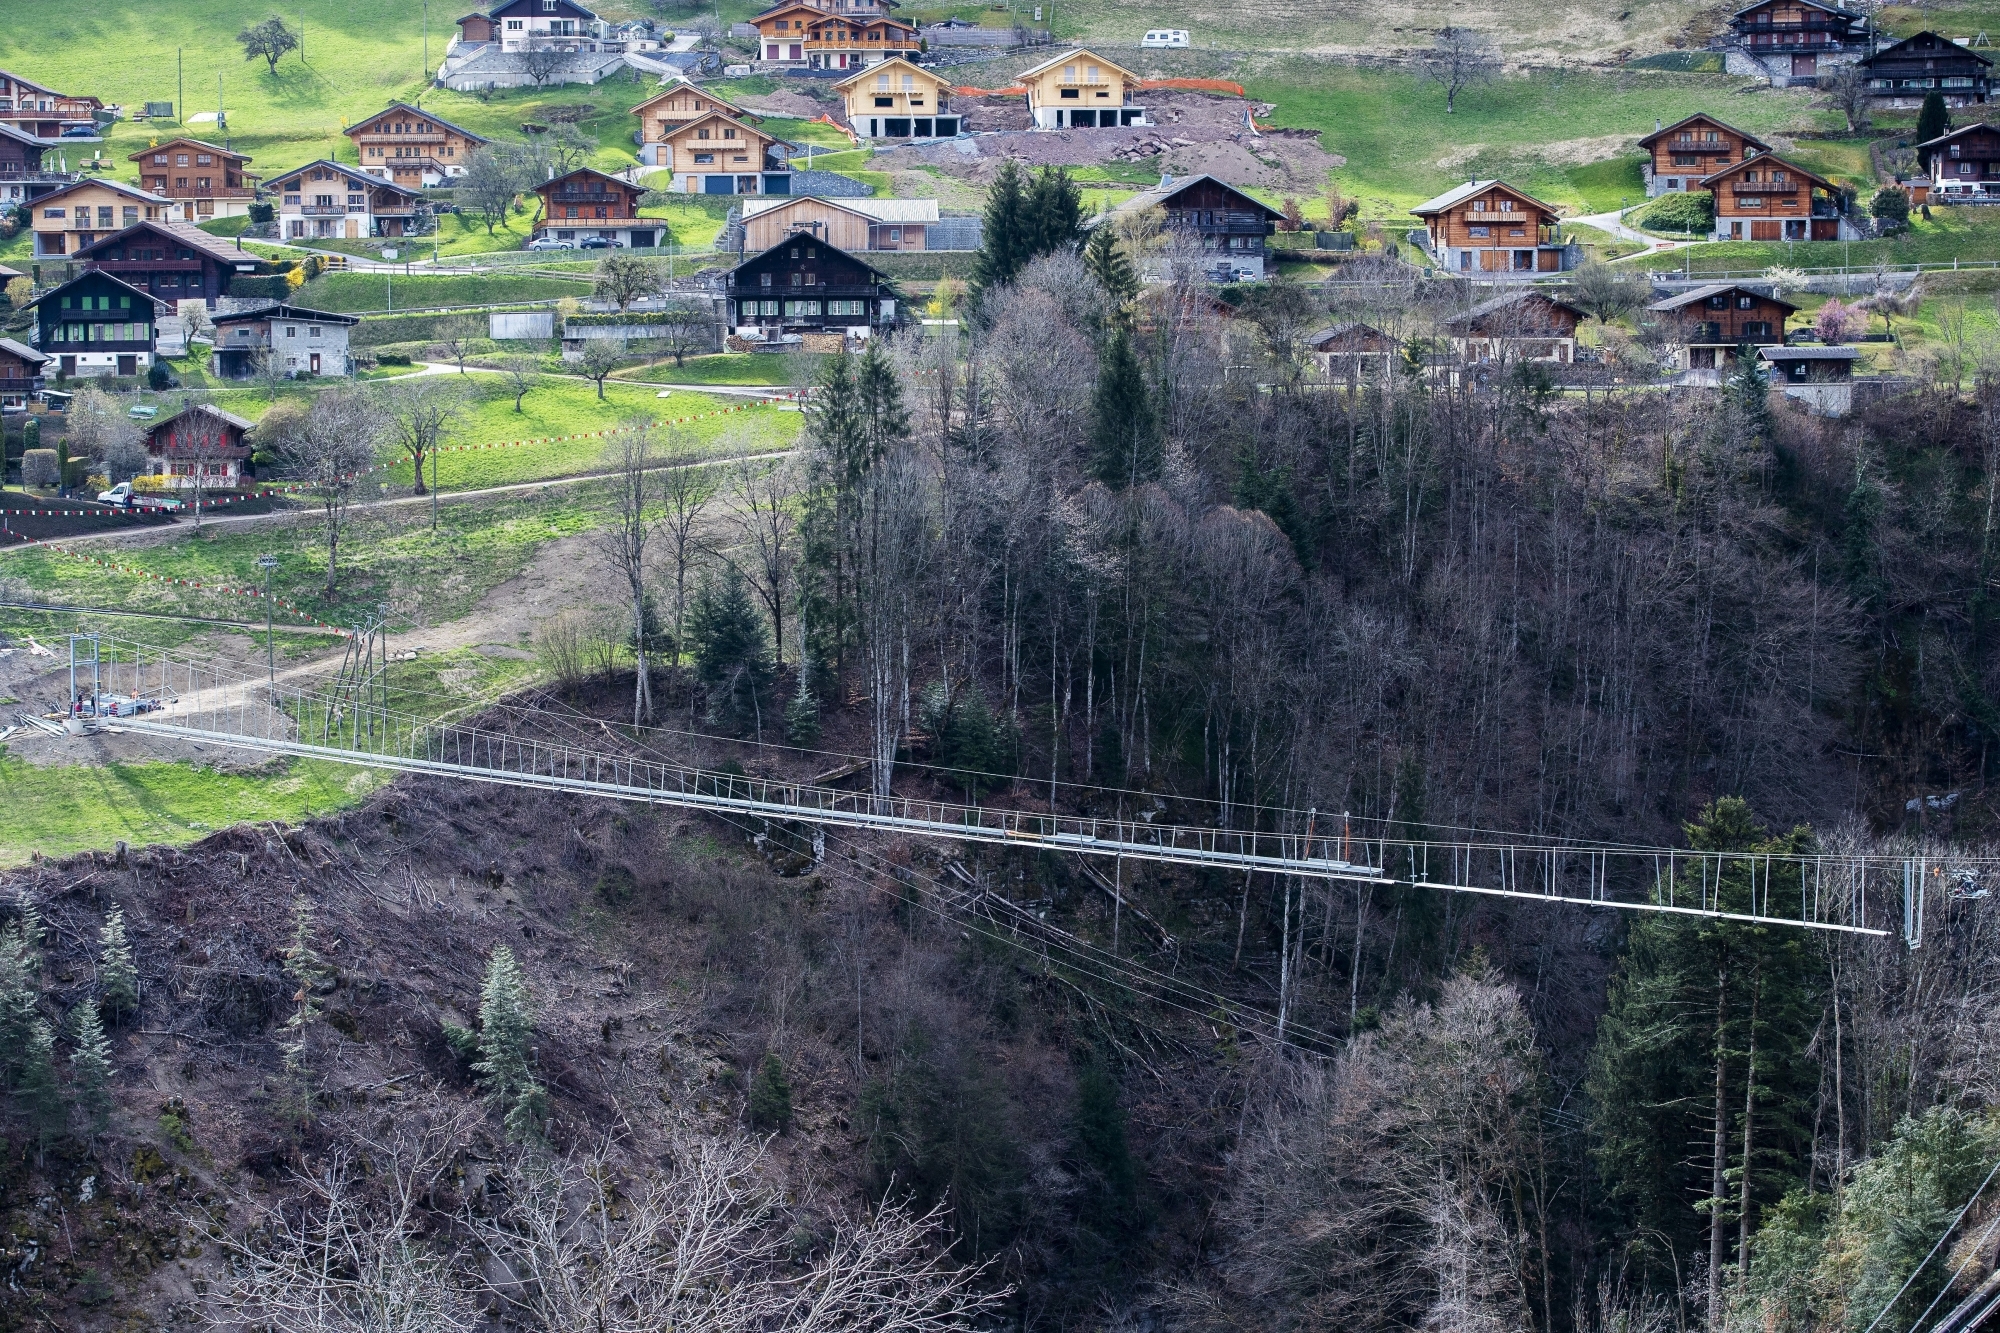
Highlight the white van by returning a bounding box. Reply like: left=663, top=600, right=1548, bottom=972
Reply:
left=1141, top=28, right=1190, bottom=47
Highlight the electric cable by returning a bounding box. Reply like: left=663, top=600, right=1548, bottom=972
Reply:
left=1861, top=1155, right=2000, bottom=1333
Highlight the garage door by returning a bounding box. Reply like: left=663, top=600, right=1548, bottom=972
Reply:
left=703, top=175, right=735, bottom=195
left=1751, top=220, right=1782, bottom=240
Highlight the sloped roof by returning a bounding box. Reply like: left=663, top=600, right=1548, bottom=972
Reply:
left=535, top=165, right=640, bottom=194
left=1305, top=321, right=1394, bottom=348
left=1730, top=0, right=1863, bottom=18
left=1863, top=30, right=1992, bottom=66
left=729, top=235, right=892, bottom=283
left=833, top=56, right=949, bottom=91
left=0, top=123, right=51, bottom=153
left=266, top=159, right=421, bottom=196
left=211, top=302, right=360, bottom=326
left=144, top=403, right=257, bottom=452
left=27, top=269, right=170, bottom=312
left=1696, top=153, right=1836, bottom=192
left=1647, top=282, right=1798, bottom=314
left=346, top=100, right=490, bottom=145
left=35, top=176, right=172, bottom=209
left=1086, top=173, right=1285, bottom=226
left=1442, top=288, right=1587, bottom=328
left=1410, top=179, right=1560, bottom=219
left=633, top=77, right=750, bottom=119
left=1760, top=344, right=1859, bottom=359
left=666, top=108, right=782, bottom=147
left=1636, top=114, right=1772, bottom=152
left=127, top=136, right=251, bottom=164
left=1917, top=120, right=2000, bottom=150
left=73, top=219, right=258, bottom=266
left=742, top=195, right=939, bottom=222
left=1018, top=48, right=1140, bottom=82
left=0, top=337, right=49, bottom=366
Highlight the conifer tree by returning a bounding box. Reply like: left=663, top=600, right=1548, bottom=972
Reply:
left=473, top=946, right=547, bottom=1145
left=279, top=895, right=328, bottom=1076
left=688, top=569, right=775, bottom=736
left=0, top=902, right=43, bottom=1090
left=16, top=1014, right=62, bottom=1152
left=1072, top=1062, right=1140, bottom=1258
left=1084, top=225, right=1138, bottom=319
left=972, top=158, right=1030, bottom=295
left=98, top=907, right=138, bottom=1022
left=1024, top=165, right=1083, bottom=258
left=1090, top=328, right=1160, bottom=488
left=749, top=1052, right=793, bottom=1132
left=1916, top=92, right=1951, bottom=167
left=68, top=1000, right=113, bottom=1133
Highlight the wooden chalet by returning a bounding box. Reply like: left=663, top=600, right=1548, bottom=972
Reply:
left=834, top=58, right=960, bottom=139
left=741, top=196, right=940, bottom=252
left=1920, top=122, right=2000, bottom=202
left=725, top=237, right=898, bottom=342
left=29, top=270, right=167, bottom=379
left=1441, top=290, right=1585, bottom=365
left=752, top=0, right=919, bottom=70
left=662, top=111, right=791, bottom=196
left=479, top=0, right=603, bottom=52
left=71, top=221, right=261, bottom=309
left=1722, top=0, right=1874, bottom=85
left=270, top=160, right=423, bottom=239
left=30, top=178, right=174, bottom=258
left=633, top=79, right=753, bottom=166
left=1088, top=174, right=1284, bottom=279
left=345, top=103, right=488, bottom=188
left=1645, top=283, right=1797, bottom=373
left=1019, top=49, right=1147, bottom=128
left=532, top=167, right=665, bottom=247
left=1698, top=154, right=1852, bottom=240
left=129, top=138, right=257, bottom=220
left=0, top=123, right=68, bottom=212
left=142, top=404, right=255, bottom=489
left=1411, top=180, right=1578, bottom=277
left=0, top=338, right=49, bottom=412
left=1761, top=344, right=1860, bottom=415
left=0, top=71, right=102, bottom=139
left=1636, top=115, right=1771, bottom=196
left=1860, top=31, right=1991, bottom=106
left=1306, top=322, right=1399, bottom=380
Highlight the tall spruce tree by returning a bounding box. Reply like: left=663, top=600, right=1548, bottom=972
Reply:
left=1587, top=798, right=1823, bottom=1319
left=1090, top=327, right=1160, bottom=487
left=1916, top=92, right=1951, bottom=167
left=973, top=158, right=1031, bottom=294
left=1025, top=165, right=1083, bottom=257
left=473, top=946, right=548, bottom=1145
left=69, top=1000, right=113, bottom=1133
left=0, top=898, right=44, bottom=1091
left=1085, top=225, right=1139, bottom=319
left=98, top=907, right=138, bottom=1022
left=687, top=568, right=775, bottom=737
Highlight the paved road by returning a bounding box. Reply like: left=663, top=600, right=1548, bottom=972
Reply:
left=1574, top=209, right=1696, bottom=262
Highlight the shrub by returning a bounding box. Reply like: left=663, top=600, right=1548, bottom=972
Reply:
left=228, top=274, right=290, bottom=301
left=248, top=201, right=274, bottom=225
left=21, top=448, right=57, bottom=488
left=1640, top=191, right=1715, bottom=234
left=375, top=351, right=412, bottom=366
left=749, top=1052, right=793, bottom=1131
left=1871, top=187, right=1910, bottom=226
left=147, top=361, right=173, bottom=390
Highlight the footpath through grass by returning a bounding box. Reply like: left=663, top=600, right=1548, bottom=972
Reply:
left=0, top=755, right=388, bottom=866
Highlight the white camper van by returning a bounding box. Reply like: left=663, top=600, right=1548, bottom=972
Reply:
left=1141, top=28, right=1190, bottom=47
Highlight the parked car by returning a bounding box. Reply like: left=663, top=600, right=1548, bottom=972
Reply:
left=578, top=237, right=623, bottom=250
left=95, top=483, right=182, bottom=511
left=527, top=236, right=575, bottom=251
left=59, top=125, right=98, bottom=138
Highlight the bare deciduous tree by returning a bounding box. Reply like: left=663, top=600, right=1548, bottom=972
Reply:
left=599, top=422, right=658, bottom=722
left=1419, top=27, right=1499, bottom=114
left=499, top=353, right=542, bottom=413
left=279, top=385, right=385, bottom=595
left=726, top=455, right=800, bottom=664
left=657, top=437, right=720, bottom=664
left=578, top=338, right=625, bottom=400
left=381, top=376, right=465, bottom=515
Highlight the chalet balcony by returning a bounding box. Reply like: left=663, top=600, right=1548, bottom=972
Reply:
left=363, top=132, right=448, bottom=144
left=1735, top=18, right=1851, bottom=32
left=298, top=204, right=360, bottom=216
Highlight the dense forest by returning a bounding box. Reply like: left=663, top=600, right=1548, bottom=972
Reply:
left=4, top=167, right=2000, bottom=1331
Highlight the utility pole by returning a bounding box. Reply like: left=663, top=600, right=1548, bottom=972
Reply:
left=258, top=554, right=279, bottom=685
left=424, top=0, right=431, bottom=83
left=177, top=50, right=183, bottom=127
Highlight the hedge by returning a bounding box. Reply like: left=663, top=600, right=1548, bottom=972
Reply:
left=229, top=274, right=293, bottom=301
left=22, top=448, right=57, bottom=487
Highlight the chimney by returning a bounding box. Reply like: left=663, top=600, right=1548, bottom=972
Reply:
left=1656, top=118, right=1663, bottom=131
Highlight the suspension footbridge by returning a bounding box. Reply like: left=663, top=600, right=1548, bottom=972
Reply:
left=41, top=631, right=1985, bottom=942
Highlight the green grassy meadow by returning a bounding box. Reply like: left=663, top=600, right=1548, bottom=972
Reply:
left=1631, top=206, right=2000, bottom=275
left=0, top=754, right=389, bottom=864
left=299, top=271, right=590, bottom=312
left=620, top=353, right=824, bottom=386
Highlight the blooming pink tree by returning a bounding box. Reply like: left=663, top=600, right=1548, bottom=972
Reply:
left=1815, top=297, right=1860, bottom=345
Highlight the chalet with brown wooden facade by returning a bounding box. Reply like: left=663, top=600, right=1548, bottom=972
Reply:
left=1645, top=283, right=1797, bottom=374
left=1411, top=180, right=1579, bottom=277
left=1441, top=290, right=1585, bottom=365
left=532, top=167, right=664, bottom=247
left=142, top=404, right=255, bottom=490
left=0, top=338, right=49, bottom=412
left=0, top=71, right=102, bottom=139
left=31, top=178, right=175, bottom=258
left=1637, top=115, right=1770, bottom=196
left=28, top=270, right=167, bottom=379
left=345, top=102, right=488, bottom=188
left=726, top=237, right=898, bottom=344
left=1306, top=322, right=1399, bottom=380
left=1699, top=155, right=1854, bottom=240
left=269, top=160, right=422, bottom=239
left=753, top=0, right=919, bottom=70
left=633, top=80, right=753, bottom=166
left=663, top=111, right=791, bottom=196
left=71, top=221, right=261, bottom=309
left=129, top=138, right=257, bottom=220
left=1721, top=0, right=1875, bottom=85
left=1860, top=31, right=1991, bottom=107
left=1089, top=174, right=1283, bottom=279
left=0, top=123, right=67, bottom=211
left=1921, top=122, right=2000, bottom=203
